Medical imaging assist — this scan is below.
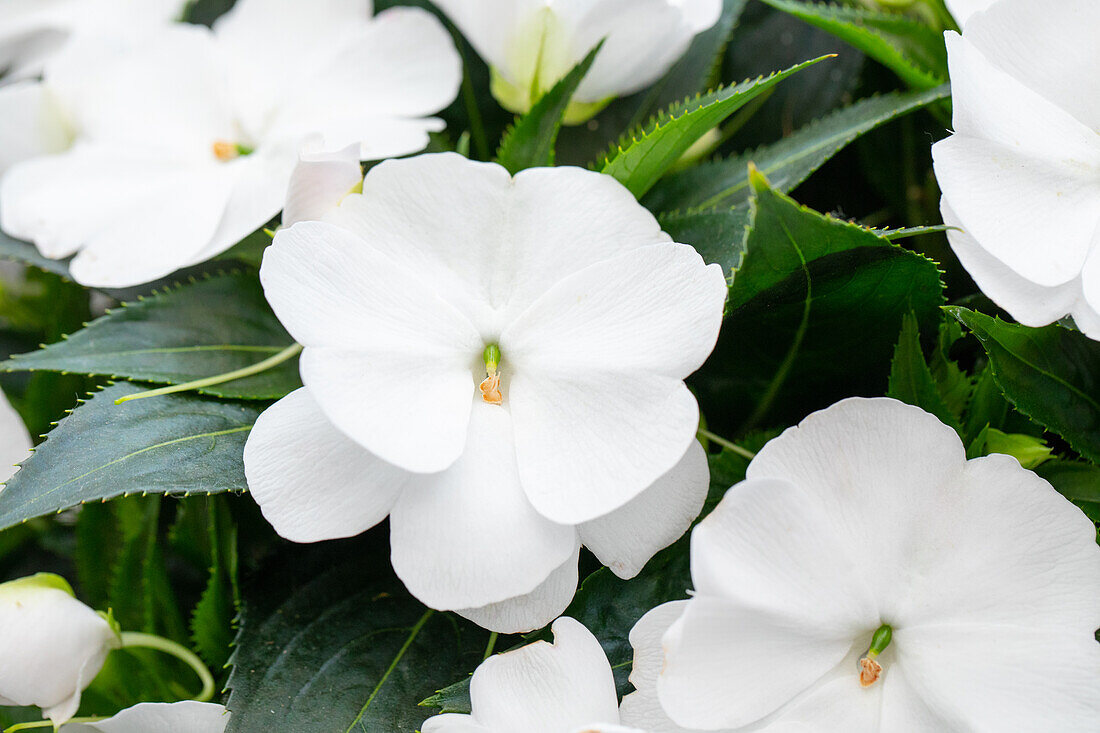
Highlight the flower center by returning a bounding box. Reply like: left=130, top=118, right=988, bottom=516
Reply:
left=479, top=343, right=503, bottom=405
left=212, top=140, right=254, bottom=162
left=858, top=623, right=893, bottom=687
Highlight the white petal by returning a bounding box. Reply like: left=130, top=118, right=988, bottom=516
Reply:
left=932, top=32, right=1100, bottom=286
left=942, top=200, right=1090, bottom=332
left=61, top=702, right=230, bottom=733
left=509, top=372, right=700, bottom=525
left=891, top=452, right=1100, bottom=632
left=944, top=0, right=995, bottom=26
left=420, top=714, right=491, bottom=733
left=429, top=0, right=547, bottom=73
left=894, top=624, right=1100, bottom=731
left=745, top=397, right=969, bottom=611
left=281, top=143, right=363, bottom=228
left=502, top=242, right=727, bottom=378
left=962, top=0, right=1100, bottom=131
left=0, top=81, right=71, bottom=176
left=0, top=388, right=31, bottom=484
left=260, top=220, right=482, bottom=473
left=330, top=156, right=670, bottom=331
left=466, top=617, right=620, bottom=732
left=0, top=577, right=117, bottom=726
left=67, top=164, right=234, bottom=287
left=45, top=25, right=233, bottom=154
left=213, top=0, right=373, bottom=129
left=578, top=441, right=707, bottom=579
left=268, top=7, right=460, bottom=153
left=658, top=593, right=859, bottom=730
left=391, top=401, right=576, bottom=613
left=672, top=0, right=723, bottom=31
left=0, top=146, right=208, bottom=261
left=457, top=545, right=580, bottom=635
left=619, top=601, right=691, bottom=732
left=242, top=388, right=408, bottom=543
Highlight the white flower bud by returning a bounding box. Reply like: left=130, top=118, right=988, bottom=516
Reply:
left=0, top=574, right=120, bottom=726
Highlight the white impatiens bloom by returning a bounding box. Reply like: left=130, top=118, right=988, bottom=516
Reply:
left=244, top=153, right=726, bottom=633
left=432, top=0, right=722, bottom=123
left=0, top=386, right=31, bottom=483
left=59, top=702, right=229, bottom=733
left=932, top=0, right=1100, bottom=338
left=0, top=0, right=184, bottom=83
left=619, top=398, right=1100, bottom=732
left=422, top=617, right=643, bottom=733
left=0, top=0, right=461, bottom=289
left=0, top=573, right=120, bottom=726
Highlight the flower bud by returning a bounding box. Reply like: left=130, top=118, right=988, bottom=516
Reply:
left=0, top=574, right=120, bottom=725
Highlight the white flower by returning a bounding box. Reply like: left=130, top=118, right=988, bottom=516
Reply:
left=618, top=398, right=1100, bottom=732
left=59, top=702, right=229, bottom=733
left=0, top=0, right=461, bottom=288
left=244, top=153, right=726, bottom=632
left=0, top=386, right=31, bottom=483
left=422, top=616, right=643, bottom=733
left=432, top=0, right=722, bottom=122
left=931, top=0, right=1100, bottom=338
left=0, top=0, right=184, bottom=83
left=0, top=573, right=120, bottom=726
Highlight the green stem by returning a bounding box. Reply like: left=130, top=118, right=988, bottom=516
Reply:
left=697, top=428, right=756, bottom=460
left=119, top=631, right=215, bottom=702
left=7, top=718, right=107, bottom=732
left=482, top=632, right=499, bottom=661
left=114, top=343, right=303, bottom=405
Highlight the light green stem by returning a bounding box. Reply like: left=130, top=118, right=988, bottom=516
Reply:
left=114, top=343, right=303, bottom=405
left=119, top=631, right=215, bottom=702
left=482, top=632, right=499, bottom=661
left=698, top=428, right=756, bottom=460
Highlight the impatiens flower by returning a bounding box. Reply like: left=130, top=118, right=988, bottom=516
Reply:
left=422, top=616, right=640, bottom=733
left=244, top=153, right=726, bottom=632
left=619, top=398, right=1100, bottom=732
left=0, top=0, right=184, bottom=83
left=432, top=0, right=722, bottom=123
left=0, top=0, right=461, bottom=288
left=0, top=387, right=31, bottom=483
left=59, top=702, right=229, bottom=733
left=932, top=0, right=1100, bottom=338
left=0, top=573, right=120, bottom=726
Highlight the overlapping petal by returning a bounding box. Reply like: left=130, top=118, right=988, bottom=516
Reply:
left=60, top=702, right=230, bottom=733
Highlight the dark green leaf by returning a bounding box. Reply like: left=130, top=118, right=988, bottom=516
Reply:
left=0, top=230, right=72, bottom=278
left=599, top=56, right=831, bottom=198
left=887, top=312, right=960, bottom=434
left=692, top=170, right=944, bottom=433
left=2, top=272, right=300, bottom=400
left=190, top=497, right=238, bottom=670
left=495, top=43, right=602, bottom=174
left=0, top=383, right=258, bottom=532
left=948, top=308, right=1100, bottom=464
left=645, top=85, right=949, bottom=212
left=758, top=0, right=947, bottom=88
left=1035, top=461, right=1100, bottom=505
left=659, top=207, right=748, bottom=275
left=226, top=537, right=488, bottom=733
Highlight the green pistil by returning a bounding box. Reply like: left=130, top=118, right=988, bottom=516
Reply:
left=867, top=623, right=893, bottom=658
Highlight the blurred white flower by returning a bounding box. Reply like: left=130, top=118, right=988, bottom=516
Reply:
left=0, top=0, right=461, bottom=288
left=244, top=153, right=726, bottom=632
left=422, top=616, right=641, bottom=733
left=432, top=0, right=722, bottom=123
left=932, top=0, right=1100, bottom=338
left=0, top=573, right=120, bottom=726
left=621, top=398, right=1100, bottom=732
left=0, top=386, right=31, bottom=483
left=59, top=702, right=229, bottom=733
left=0, top=0, right=184, bottom=83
